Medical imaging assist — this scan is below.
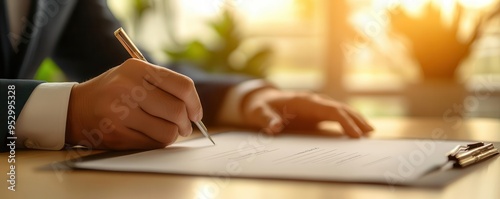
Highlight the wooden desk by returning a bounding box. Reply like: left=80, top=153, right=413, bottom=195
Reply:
left=2, top=118, right=500, bottom=199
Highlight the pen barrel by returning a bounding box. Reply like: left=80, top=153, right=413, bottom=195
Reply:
left=114, top=28, right=147, bottom=61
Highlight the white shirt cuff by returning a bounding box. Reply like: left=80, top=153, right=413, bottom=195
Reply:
left=15, top=82, right=77, bottom=150
left=217, top=80, right=274, bottom=126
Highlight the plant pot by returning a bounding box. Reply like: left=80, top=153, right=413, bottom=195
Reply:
left=404, top=79, right=467, bottom=117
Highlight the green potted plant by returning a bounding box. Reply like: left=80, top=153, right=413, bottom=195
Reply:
left=163, top=9, right=272, bottom=78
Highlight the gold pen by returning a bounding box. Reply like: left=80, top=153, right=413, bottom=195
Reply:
left=114, top=27, right=215, bottom=145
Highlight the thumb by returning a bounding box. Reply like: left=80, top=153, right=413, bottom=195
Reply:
left=253, top=105, right=284, bottom=134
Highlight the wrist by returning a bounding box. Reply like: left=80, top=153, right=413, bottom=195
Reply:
left=216, top=80, right=276, bottom=126
left=66, top=84, right=84, bottom=146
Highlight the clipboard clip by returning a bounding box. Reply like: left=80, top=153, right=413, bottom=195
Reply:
left=446, top=142, right=499, bottom=168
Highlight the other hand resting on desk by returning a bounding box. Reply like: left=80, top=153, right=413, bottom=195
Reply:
left=241, top=88, right=374, bottom=137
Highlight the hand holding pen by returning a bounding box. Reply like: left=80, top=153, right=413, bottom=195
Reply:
left=65, top=29, right=214, bottom=150
left=114, top=27, right=215, bottom=145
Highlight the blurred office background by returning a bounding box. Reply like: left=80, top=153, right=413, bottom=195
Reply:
left=38, top=0, right=500, bottom=119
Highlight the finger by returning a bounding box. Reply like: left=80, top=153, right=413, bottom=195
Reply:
left=139, top=86, right=193, bottom=137
left=299, top=95, right=362, bottom=138
left=331, top=109, right=363, bottom=138
left=125, top=108, right=180, bottom=145
left=250, top=104, right=284, bottom=134
left=138, top=60, right=203, bottom=121
left=302, top=96, right=363, bottom=138
left=103, top=127, right=167, bottom=150
left=342, top=105, right=374, bottom=134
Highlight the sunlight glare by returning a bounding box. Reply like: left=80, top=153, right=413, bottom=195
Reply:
left=238, top=0, right=295, bottom=21
left=437, top=0, right=455, bottom=25
left=458, top=0, right=496, bottom=9
left=180, top=0, right=223, bottom=16
left=400, top=0, right=428, bottom=16
left=180, top=0, right=297, bottom=22
left=375, top=0, right=496, bottom=17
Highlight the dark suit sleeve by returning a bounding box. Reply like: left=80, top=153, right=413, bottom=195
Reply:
left=51, top=0, right=251, bottom=125
left=1, top=79, right=43, bottom=152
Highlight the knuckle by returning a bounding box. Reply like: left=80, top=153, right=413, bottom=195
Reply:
left=120, top=58, right=140, bottom=71
left=336, top=103, right=349, bottom=113
left=177, top=75, right=196, bottom=98
left=125, top=58, right=146, bottom=67
left=295, top=92, right=310, bottom=100
left=182, top=75, right=196, bottom=87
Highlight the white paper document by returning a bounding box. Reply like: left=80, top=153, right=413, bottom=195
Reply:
left=72, top=132, right=479, bottom=185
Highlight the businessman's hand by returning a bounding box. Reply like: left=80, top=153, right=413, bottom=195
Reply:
left=65, top=59, right=203, bottom=150
left=241, top=88, right=373, bottom=137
